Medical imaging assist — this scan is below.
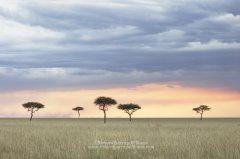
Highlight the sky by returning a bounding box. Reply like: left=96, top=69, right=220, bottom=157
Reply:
left=0, top=0, right=240, bottom=118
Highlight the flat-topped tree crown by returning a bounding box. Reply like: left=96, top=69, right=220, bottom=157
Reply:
left=72, top=107, right=84, bottom=111
left=94, top=96, right=117, bottom=107
left=199, top=105, right=211, bottom=111
left=22, top=102, right=44, bottom=121
left=22, top=102, right=44, bottom=109
left=118, top=103, right=141, bottom=122
left=118, top=103, right=141, bottom=112
left=94, top=96, right=117, bottom=123
left=193, top=105, right=211, bottom=120
left=72, top=106, right=84, bottom=118
left=193, top=105, right=211, bottom=113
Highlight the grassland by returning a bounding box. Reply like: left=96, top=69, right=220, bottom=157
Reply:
left=0, top=118, right=239, bottom=159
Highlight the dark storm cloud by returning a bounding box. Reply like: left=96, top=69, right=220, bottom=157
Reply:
left=0, top=0, right=240, bottom=92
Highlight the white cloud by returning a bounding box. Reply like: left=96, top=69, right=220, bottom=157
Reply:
left=155, top=29, right=185, bottom=42
left=73, top=25, right=140, bottom=42
left=0, top=0, right=240, bottom=92
left=0, top=67, right=180, bottom=91
left=180, top=40, right=240, bottom=51
left=0, top=67, right=72, bottom=79
left=211, top=13, right=240, bottom=24
left=0, top=16, right=64, bottom=45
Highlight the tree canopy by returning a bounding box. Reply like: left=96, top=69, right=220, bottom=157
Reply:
left=193, top=105, right=211, bottom=113
left=94, top=96, right=117, bottom=107
left=22, top=102, right=44, bottom=121
left=118, top=103, right=141, bottom=113
left=193, top=105, right=211, bottom=120
left=22, top=102, right=44, bottom=110
left=118, top=103, right=141, bottom=121
left=94, top=96, right=117, bottom=123
left=72, top=107, right=84, bottom=111
left=72, top=106, right=84, bottom=118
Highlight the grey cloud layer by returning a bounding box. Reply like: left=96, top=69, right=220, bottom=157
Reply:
left=0, top=0, right=240, bottom=92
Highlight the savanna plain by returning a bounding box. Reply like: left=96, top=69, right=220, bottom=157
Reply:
left=0, top=118, right=239, bottom=159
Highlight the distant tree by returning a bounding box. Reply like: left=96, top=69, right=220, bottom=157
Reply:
left=94, top=96, right=117, bottom=123
left=118, top=103, right=141, bottom=122
left=193, top=105, right=211, bottom=120
left=72, top=106, right=84, bottom=118
left=22, top=102, right=44, bottom=121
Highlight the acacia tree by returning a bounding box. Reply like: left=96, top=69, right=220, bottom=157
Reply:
left=118, top=103, right=141, bottom=122
left=72, top=106, right=84, bottom=118
left=94, top=96, right=117, bottom=123
left=193, top=105, right=211, bottom=120
left=22, top=102, right=44, bottom=121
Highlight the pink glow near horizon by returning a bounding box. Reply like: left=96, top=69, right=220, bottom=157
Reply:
left=0, top=84, right=239, bottom=118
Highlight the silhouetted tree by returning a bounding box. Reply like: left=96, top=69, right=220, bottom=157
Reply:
left=118, top=103, right=141, bottom=121
left=22, top=102, right=44, bottom=121
left=94, top=96, right=117, bottom=123
left=193, top=105, right=211, bottom=120
left=72, top=106, right=84, bottom=118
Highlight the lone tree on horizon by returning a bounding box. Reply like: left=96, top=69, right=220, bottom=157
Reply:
left=118, top=103, right=141, bottom=122
left=193, top=105, right=211, bottom=120
left=94, top=96, right=117, bottom=123
left=22, top=102, right=44, bottom=121
left=72, top=106, right=84, bottom=118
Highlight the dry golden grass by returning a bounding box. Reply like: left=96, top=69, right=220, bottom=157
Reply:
left=0, top=118, right=239, bottom=159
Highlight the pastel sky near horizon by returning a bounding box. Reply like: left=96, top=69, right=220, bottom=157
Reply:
left=0, top=0, right=240, bottom=118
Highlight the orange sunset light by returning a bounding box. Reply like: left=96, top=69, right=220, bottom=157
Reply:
left=1, top=84, right=239, bottom=118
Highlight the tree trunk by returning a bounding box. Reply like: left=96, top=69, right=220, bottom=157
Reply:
left=30, top=112, right=33, bottom=122
left=129, top=114, right=132, bottom=122
left=78, top=111, right=80, bottom=118
left=103, top=110, right=106, bottom=123
left=200, top=113, right=203, bottom=120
